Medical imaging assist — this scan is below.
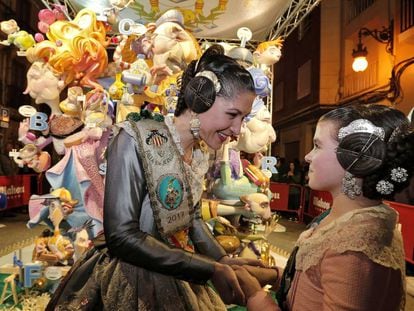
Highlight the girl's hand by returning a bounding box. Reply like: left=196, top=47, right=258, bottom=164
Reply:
left=241, top=264, right=280, bottom=290
left=219, top=256, right=265, bottom=267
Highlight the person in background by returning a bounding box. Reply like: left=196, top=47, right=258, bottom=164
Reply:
left=233, top=104, right=411, bottom=311
left=0, top=142, right=19, bottom=176
left=47, top=45, right=279, bottom=310
left=284, top=160, right=302, bottom=212
left=300, top=161, right=309, bottom=186
left=271, top=156, right=287, bottom=182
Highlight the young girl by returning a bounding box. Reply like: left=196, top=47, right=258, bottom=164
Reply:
left=235, top=104, right=412, bottom=311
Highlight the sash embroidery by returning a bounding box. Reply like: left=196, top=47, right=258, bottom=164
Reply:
left=128, top=119, right=195, bottom=239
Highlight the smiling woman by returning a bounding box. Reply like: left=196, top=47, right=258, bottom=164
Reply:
left=45, top=45, right=280, bottom=311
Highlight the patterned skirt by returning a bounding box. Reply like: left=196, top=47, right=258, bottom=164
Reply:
left=46, top=246, right=226, bottom=311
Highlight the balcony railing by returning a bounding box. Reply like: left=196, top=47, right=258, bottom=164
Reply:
left=346, top=0, right=376, bottom=23
left=401, top=0, right=414, bottom=33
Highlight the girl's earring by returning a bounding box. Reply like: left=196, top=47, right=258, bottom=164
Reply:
left=341, top=172, right=362, bottom=199
left=190, top=113, right=200, bottom=140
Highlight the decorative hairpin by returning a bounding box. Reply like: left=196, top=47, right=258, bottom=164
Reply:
left=338, top=119, right=385, bottom=141
left=390, top=167, right=408, bottom=183
left=388, top=126, right=402, bottom=143
left=376, top=180, right=394, bottom=195
left=375, top=166, right=409, bottom=196
left=195, top=70, right=221, bottom=93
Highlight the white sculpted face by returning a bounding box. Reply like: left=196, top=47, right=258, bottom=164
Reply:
left=235, top=105, right=276, bottom=153
left=24, top=61, right=65, bottom=114
left=255, top=46, right=282, bottom=66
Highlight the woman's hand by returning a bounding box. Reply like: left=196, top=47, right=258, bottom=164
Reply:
left=232, top=265, right=262, bottom=300
left=233, top=266, right=280, bottom=311
left=211, top=262, right=245, bottom=305
left=219, top=255, right=265, bottom=267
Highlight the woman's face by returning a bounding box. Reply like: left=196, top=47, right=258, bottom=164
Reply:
left=198, top=91, right=255, bottom=150
left=304, top=120, right=345, bottom=195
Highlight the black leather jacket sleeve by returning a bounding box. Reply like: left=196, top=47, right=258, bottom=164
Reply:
left=190, top=208, right=227, bottom=261
left=104, top=128, right=216, bottom=284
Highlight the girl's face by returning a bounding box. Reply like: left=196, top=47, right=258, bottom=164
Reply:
left=304, top=120, right=345, bottom=196
left=198, top=92, right=255, bottom=150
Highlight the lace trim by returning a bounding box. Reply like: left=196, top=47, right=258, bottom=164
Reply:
left=164, top=115, right=210, bottom=203
left=295, top=205, right=405, bottom=273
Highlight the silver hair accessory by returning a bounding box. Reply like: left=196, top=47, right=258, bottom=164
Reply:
left=390, top=167, right=408, bottom=183
left=376, top=180, right=394, bottom=195
left=338, top=119, right=385, bottom=141
left=190, top=114, right=201, bottom=140
left=342, top=172, right=362, bottom=199
left=388, top=126, right=402, bottom=143
left=195, top=70, right=221, bottom=93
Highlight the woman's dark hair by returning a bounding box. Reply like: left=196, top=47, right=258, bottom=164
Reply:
left=320, top=104, right=414, bottom=200
left=174, top=45, right=255, bottom=116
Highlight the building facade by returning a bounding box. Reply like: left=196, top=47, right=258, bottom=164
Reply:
left=272, top=0, right=414, bottom=161
left=0, top=0, right=44, bottom=146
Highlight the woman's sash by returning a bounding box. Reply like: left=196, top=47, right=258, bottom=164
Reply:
left=129, top=119, right=195, bottom=239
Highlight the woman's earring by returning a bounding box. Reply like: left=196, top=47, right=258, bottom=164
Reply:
left=342, top=172, right=362, bottom=199
left=190, top=113, right=201, bottom=140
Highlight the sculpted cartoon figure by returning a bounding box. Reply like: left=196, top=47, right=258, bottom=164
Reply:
left=253, top=38, right=283, bottom=66
left=0, top=19, right=35, bottom=52
left=11, top=143, right=51, bottom=173
left=147, top=9, right=200, bottom=85
left=24, top=61, right=66, bottom=115
left=59, top=86, right=83, bottom=118
left=25, top=8, right=108, bottom=101
left=21, top=10, right=110, bottom=235
left=236, top=101, right=276, bottom=153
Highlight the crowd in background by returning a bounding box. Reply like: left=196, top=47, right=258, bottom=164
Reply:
left=271, top=157, right=308, bottom=186
left=271, top=152, right=414, bottom=207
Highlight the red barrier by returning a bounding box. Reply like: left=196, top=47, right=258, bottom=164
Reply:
left=305, top=189, right=333, bottom=218
left=269, top=182, right=304, bottom=221
left=384, top=200, right=414, bottom=264
left=0, top=175, right=36, bottom=210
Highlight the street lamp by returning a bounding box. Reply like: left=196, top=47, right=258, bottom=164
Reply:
left=352, top=39, right=368, bottom=72
left=351, top=21, right=393, bottom=72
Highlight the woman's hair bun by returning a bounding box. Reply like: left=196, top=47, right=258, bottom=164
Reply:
left=183, top=76, right=217, bottom=113
left=336, top=132, right=386, bottom=176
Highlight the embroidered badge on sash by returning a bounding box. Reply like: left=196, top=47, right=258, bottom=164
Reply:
left=146, top=130, right=168, bottom=147
left=157, top=175, right=184, bottom=210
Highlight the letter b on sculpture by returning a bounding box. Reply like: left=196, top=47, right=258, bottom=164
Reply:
left=30, top=112, right=48, bottom=131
